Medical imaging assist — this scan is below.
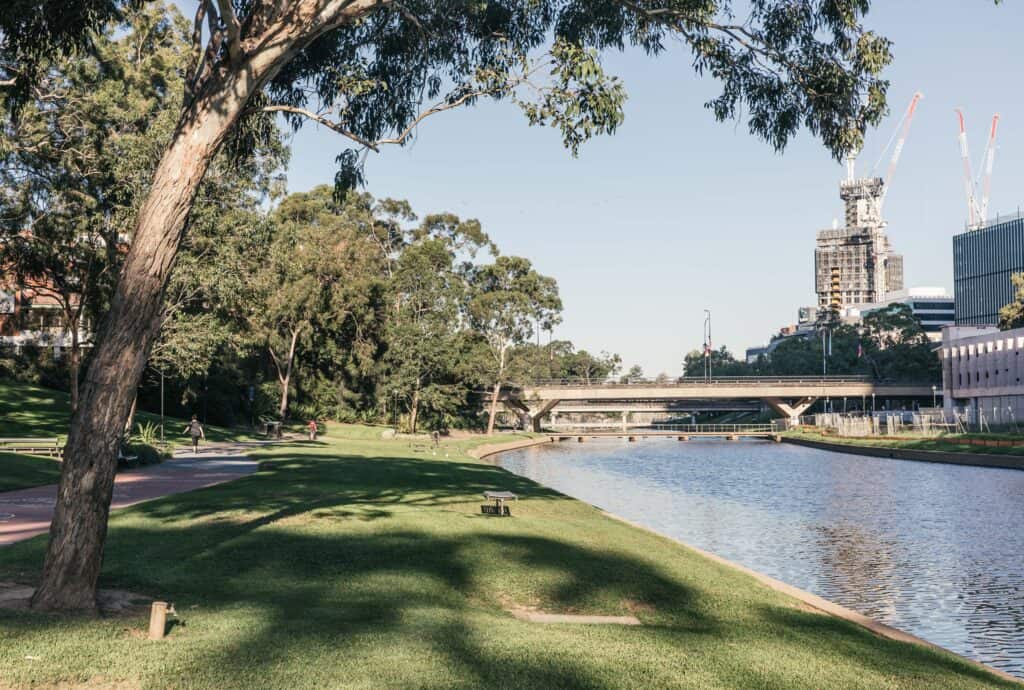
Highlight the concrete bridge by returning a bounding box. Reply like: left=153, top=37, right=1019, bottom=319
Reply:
left=503, top=376, right=936, bottom=431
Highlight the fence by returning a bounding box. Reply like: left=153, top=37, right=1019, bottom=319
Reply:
left=800, top=410, right=969, bottom=437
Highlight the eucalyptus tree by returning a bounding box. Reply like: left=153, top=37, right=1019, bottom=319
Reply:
left=466, top=256, right=562, bottom=434
left=4, top=0, right=895, bottom=610
left=0, top=5, right=190, bottom=412
left=382, top=213, right=491, bottom=432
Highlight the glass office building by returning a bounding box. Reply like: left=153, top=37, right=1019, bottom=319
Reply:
left=953, top=213, right=1024, bottom=325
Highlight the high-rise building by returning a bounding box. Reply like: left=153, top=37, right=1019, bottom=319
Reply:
left=814, top=175, right=904, bottom=313
left=953, top=212, right=1024, bottom=325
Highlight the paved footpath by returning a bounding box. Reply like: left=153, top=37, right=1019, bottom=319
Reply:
left=0, top=441, right=270, bottom=547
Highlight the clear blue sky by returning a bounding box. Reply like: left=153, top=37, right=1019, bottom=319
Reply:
left=279, top=1, right=1023, bottom=375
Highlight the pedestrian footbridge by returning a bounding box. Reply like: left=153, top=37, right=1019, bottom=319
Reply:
left=503, top=376, right=936, bottom=431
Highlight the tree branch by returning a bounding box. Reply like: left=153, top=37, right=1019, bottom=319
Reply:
left=215, top=0, right=244, bottom=63
left=256, top=104, right=381, bottom=151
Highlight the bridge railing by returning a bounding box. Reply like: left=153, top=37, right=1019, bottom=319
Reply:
left=549, top=423, right=775, bottom=434
left=522, top=375, right=874, bottom=388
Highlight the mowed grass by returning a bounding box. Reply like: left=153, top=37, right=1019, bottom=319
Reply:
left=789, top=429, right=1024, bottom=456
left=0, top=452, right=62, bottom=492
left=0, top=430, right=1015, bottom=689
left=0, top=379, right=258, bottom=445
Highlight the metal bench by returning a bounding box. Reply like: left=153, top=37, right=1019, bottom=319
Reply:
left=481, top=491, right=517, bottom=516
left=0, top=437, right=63, bottom=458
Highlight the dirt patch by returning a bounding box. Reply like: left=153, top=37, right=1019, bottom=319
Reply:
left=500, top=595, right=642, bottom=625
left=0, top=581, right=151, bottom=617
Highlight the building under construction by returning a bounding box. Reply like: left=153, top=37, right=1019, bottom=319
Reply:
left=813, top=92, right=922, bottom=316
left=814, top=175, right=904, bottom=313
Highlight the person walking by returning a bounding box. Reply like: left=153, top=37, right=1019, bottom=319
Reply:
left=184, top=415, right=205, bottom=454
left=307, top=419, right=318, bottom=441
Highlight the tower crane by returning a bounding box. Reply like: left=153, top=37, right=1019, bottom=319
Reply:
left=875, top=91, right=923, bottom=218
left=956, top=108, right=1001, bottom=229
left=843, top=91, right=923, bottom=221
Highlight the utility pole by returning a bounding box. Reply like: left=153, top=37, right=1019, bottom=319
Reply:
left=703, top=309, right=712, bottom=383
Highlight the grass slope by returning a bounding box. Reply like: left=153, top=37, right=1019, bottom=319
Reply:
left=0, top=429, right=1013, bottom=689
left=0, top=379, right=255, bottom=444
left=0, top=452, right=62, bottom=492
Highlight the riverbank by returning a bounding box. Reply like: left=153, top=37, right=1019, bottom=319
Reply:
left=783, top=431, right=1024, bottom=470
left=0, top=429, right=1015, bottom=688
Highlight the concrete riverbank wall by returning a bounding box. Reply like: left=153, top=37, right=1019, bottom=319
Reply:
left=783, top=436, right=1024, bottom=471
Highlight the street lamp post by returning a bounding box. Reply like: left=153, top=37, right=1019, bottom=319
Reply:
left=703, top=309, right=712, bottom=382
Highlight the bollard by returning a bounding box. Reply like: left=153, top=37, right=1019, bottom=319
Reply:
left=148, top=601, right=168, bottom=640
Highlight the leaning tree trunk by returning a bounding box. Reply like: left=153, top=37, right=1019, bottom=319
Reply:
left=486, top=380, right=501, bottom=435
left=29, top=0, right=385, bottom=612
left=29, top=84, right=250, bottom=613
left=275, top=328, right=300, bottom=421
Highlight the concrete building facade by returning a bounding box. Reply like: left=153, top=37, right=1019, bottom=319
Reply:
left=941, top=324, right=1024, bottom=426
left=953, top=212, right=1024, bottom=325
left=842, top=287, right=955, bottom=342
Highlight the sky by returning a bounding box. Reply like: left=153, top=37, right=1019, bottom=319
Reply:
left=278, top=1, right=1024, bottom=376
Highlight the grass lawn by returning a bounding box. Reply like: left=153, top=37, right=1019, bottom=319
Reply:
left=0, top=429, right=1013, bottom=689
left=0, top=452, right=62, bottom=492
left=788, top=429, right=1024, bottom=456
left=0, top=379, right=260, bottom=445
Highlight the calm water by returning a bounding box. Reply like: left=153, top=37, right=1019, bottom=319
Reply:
left=496, top=439, right=1024, bottom=677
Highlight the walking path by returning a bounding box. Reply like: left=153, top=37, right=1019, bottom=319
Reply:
left=0, top=441, right=271, bottom=546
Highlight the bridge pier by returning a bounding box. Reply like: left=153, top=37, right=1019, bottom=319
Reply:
left=763, top=396, right=817, bottom=427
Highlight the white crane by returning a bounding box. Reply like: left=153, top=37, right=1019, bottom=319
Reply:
left=956, top=108, right=1001, bottom=229
left=874, top=91, right=924, bottom=218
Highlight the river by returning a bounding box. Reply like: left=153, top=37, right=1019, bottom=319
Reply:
left=494, top=438, right=1024, bottom=677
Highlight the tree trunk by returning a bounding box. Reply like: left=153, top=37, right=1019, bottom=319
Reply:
left=487, top=378, right=503, bottom=432
left=486, top=347, right=507, bottom=435
left=29, top=82, right=249, bottom=613
left=409, top=380, right=420, bottom=434
left=275, top=328, right=300, bottom=421
left=124, top=393, right=138, bottom=437
left=69, top=318, right=80, bottom=415
left=29, top=0, right=385, bottom=612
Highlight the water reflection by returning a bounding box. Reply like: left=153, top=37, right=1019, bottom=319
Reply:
left=496, top=438, right=1024, bottom=677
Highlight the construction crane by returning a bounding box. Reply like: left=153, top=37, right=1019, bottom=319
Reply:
left=843, top=91, right=923, bottom=221
left=874, top=91, right=924, bottom=218
left=956, top=108, right=1001, bottom=229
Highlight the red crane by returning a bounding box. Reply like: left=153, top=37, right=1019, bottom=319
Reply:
left=956, top=109, right=1001, bottom=228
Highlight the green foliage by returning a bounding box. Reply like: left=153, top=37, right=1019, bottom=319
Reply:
left=134, top=421, right=161, bottom=448
left=7, top=1, right=897, bottom=191
left=683, top=346, right=750, bottom=378
left=999, top=273, right=1024, bottom=330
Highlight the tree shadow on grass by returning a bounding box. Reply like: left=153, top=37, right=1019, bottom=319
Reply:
left=130, top=452, right=567, bottom=525
left=753, top=604, right=1018, bottom=688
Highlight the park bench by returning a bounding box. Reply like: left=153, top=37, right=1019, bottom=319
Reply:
left=0, top=437, right=62, bottom=458
left=481, top=491, right=517, bottom=517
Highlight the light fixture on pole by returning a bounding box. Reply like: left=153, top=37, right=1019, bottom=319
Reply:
left=703, top=309, right=712, bottom=382
left=932, top=384, right=938, bottom=408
